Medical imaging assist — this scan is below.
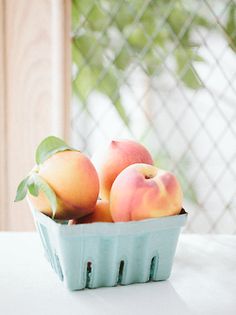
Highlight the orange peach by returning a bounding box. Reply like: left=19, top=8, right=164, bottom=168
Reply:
left=68, top=200, right=113, bottom=224
left=94, top=140, right=153, bottom=200
left=110, top=163, right=183, bottom=222
left=29, top=150, right=99, bottom=220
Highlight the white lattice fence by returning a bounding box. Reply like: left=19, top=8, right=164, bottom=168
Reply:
left=71, top=0, right=236, bottom=233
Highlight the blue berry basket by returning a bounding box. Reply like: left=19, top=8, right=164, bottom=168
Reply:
left=28, top=201, right=187, bottom=291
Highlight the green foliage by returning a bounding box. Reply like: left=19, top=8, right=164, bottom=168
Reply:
left=35, top=136, right=76, bottom=165
left=175, top=48, right=204, bottom=89
left=15, top=136, right=76, bottom=218
left=72, top=0, right=212, bottom=123
left=14, top=176, right=30, bottom=202
left=27, top=177, right=40, bottom=197
left=225, top=3, right=236, bottom=53
left=71, top=1, right=235, bottom=206
left=32, top=175, right=58, bottom=219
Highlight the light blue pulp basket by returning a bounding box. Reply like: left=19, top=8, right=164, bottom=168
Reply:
left=29, top=202, right=187, bottom=291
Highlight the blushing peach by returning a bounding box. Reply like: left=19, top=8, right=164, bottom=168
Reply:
left=68, top=200, right=113, bottom=224
left=94, top=140, right=153, bottom=200
left=29, top=151, right=99, bottom=220
left=110, top=163, right=183, bottom=222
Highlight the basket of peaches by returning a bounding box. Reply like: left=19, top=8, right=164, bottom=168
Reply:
left=15, top=136, right=187, bottom=291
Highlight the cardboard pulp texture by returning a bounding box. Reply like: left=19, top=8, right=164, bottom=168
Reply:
left=29, top=202, right=187, bottom=291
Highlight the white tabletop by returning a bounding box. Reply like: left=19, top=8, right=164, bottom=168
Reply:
left=0, top=233, right=235, bottom=315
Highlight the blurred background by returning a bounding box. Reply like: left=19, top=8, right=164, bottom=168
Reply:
left=0, top=0, right=235, bottom=232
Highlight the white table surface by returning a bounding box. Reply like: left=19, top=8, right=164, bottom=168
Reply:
left=0, top=233, right=235, bottom=315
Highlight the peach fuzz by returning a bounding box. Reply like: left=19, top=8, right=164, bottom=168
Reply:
left=95, top=140, right=153, bottom=200
left=29, top=151, right=99, bottom=220
left=68, top=200, right=113, bottom=224
left=110, top=163, right=183, bottom=222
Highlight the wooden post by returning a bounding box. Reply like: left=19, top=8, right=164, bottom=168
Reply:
left=0, top=0, right=7, bottom=230
left=0, top=0, right=71, bottom=231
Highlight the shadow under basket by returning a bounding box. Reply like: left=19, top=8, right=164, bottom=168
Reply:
left=29, top=202, right=187, bottom=291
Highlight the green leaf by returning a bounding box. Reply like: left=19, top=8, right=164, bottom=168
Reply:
left=97, top=71, right=129, bottom=125
left=115, top=3, right=134, bottom=30
left=73, top=35, right=105, bottom=66
left=225, top=3, right=236, bottom=52
left=127, top=27, right=148, bottom=50
left=180, top=67, right=203, bottom=89
left=14, top=176, right=30, bottom=202
left=72, top=0, right=94, bottom=16
left=192, top=54, right=204, bottom=62
left=86, top=4, right=109, bottom=31
left=167, top=6, right=189, bottom=38
left=34, top=175, right=58, bottom=218
left=73, top=65, right=100, bottom=101
left=175, top=48, right=203, bottom=89
left=97, top=70, right=118, bottom=97
left=71, top=0, right=80, bottom=34
left=72, top=42, right=84, bottom=68
left=114, top=48, right=131, bottom=70
left=145, top=50, right=162, bottom=76
left=114, top=99, right=129, bottom=126
left=35, top=136, right=75, bottom=165
left=27, top=179, right=39, bottom=197
left=193, top=14, right=213, bottom=29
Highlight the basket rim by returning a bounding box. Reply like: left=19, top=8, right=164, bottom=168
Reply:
left=28, top=198, right=188, bottom=236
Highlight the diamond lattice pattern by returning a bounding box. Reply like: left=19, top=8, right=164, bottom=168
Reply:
left=71, top=0, right=236, bottom=233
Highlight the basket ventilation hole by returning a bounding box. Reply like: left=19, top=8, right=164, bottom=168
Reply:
left=85, top=262, right=92, bottom=288
left=117, top=260, right=125, bottom=285
left=149, top=256, right=157, bottom=281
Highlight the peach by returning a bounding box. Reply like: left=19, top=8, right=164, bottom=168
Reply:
left=110, top=163, right=183, bottom=222
left=94, top=140, right=153, bottom=200
left=69, top=200, right=113, bottom=224
left=29, top=150, right=99, bottom=220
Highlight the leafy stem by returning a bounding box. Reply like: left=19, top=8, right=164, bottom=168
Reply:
left=14, top=136, right=76, bottom=218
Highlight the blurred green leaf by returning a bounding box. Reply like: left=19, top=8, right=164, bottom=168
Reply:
left=193, top=14, right=213, bottom=28
left=86, top=4, right=109, bottom=31
left=72, top=43, right=84, bottom=68
left=114, top=3, right=134, bottom=30
left=114, top=48, right=131, bottom=70
left=71, top=0, right=229, bottom=207
left=153, top=31, right=169, bottom=48
left=97, top=70, right=129, bottom=125
left=114, top=99, right=129, bottom=126
left=179, top=66, right=203, bottom=89
left=167, top=5, right=190, bottom=45
left=145, top=50, right=162, bottom=76
left=74, top=35, right=93, bottom=57
left=73, top=35, right=104, bottom=66
left=192, top=53, right=204, bottom=62
left=225, top=3, right=236, bottom=52
left=175, top=48, right=203, bottom=89
left=72, top=0, right=94, bottom=16
left=73, top=66, right=100, bottom=100
left=127, top=26, right=148, bottom=50
left=113, top=1, right=135, bottom=31
left=72, top=1, right=80, bottom=33
left=97, top=70, right=117, bottom=97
